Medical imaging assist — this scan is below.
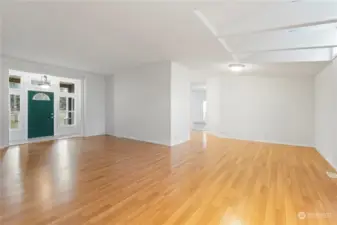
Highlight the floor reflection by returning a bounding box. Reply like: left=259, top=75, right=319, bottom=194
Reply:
left=53, top=141, right=75, bottom=197
left=2, top=146, right=24, bottom=204
left=1, top=140, right=79, bottom=208
left=202, top=131, right=208, bottom=148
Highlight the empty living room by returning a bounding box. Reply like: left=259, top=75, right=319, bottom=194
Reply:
left=1, top=1, right=337, bottom=225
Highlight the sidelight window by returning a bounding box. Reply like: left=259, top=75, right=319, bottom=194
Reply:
left=10, top=94, right=21, bottom=129
left=59, top=97, right=75, bottom=126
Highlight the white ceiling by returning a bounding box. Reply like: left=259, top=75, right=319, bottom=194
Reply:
left=0, top=1, right=335, bottom=76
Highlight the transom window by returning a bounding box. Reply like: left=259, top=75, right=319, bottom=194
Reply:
left=33, top=93, right=51, bottom=101
left=60, top=82, right=75, bottom=93
left=9, top=76, right=21, bottom=89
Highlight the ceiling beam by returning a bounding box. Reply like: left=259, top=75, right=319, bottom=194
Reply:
left=223, top=28, right=337, bottom=53
left=238, top=48, right=332, bottom=63
left=194, top=9, right=238, bottom=61
left=219, top=19, right=337, bottom=37
left=234, top=45, right=337, bottom=54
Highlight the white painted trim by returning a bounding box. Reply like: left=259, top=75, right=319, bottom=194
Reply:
left=192, top=128, right=205, bottom=131
left=207, top=131, right=315, bottom=148
left=112, top=134, right=171, bottom=147
left=84, top=133, right=107, bottom=138
left=3, top=57, right=89, bottom=146
left=170, top=139, right=188, bottom=147
left=327, top=160, right=337, bottom=172
left=315, top=148, right=337, bottom=172
left=9, top=134, right=81, bottom=146
left=328, top=160, right=337, bottom=172
left=193, top=121, right=206, bottom=124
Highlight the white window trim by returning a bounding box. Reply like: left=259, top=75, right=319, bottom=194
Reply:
left=59, top=94, right=76, bottom=127
left=9, top=94, right=21, bottom=130
left=9, top=74, right=23, bottom=131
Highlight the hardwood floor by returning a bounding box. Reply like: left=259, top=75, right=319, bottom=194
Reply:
left=1, top=132, right=337, bottom=225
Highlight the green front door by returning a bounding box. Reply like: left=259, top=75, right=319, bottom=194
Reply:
left=28, top=91, right=54, bottom=139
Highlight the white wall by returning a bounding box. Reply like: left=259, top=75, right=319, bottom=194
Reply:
left=170, top=62, right=191, bottom=146
left=0, top=19, right=3, bottom=148
left=207, top=75, right=315, bottom=147
left=105, top=75, right=114, bottom=135
left=113, top=61, right=171, bottom=146
left=205, top=77, right=221, bottom=133
left=111, top=61, right=191, bottom=146
left=191, top=90, right=206, bottom=123
left=315, top=59, right=337, bottom=170
left=1, top=56, right=106, bottom=146
left=84, top=75, right=106, bottom=137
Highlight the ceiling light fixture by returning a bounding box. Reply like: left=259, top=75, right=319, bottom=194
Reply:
left=228, top=64, right=246, bottom=72
left=38, top=75, right=51, bottom=89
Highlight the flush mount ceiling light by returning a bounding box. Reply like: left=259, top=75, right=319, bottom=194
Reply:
left=228, top=64, right=246, bottom=72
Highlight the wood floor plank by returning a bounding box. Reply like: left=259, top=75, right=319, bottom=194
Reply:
left=1, top=132, right=337, bottom=225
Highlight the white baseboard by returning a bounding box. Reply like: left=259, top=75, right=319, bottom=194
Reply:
left=108, top=134, right=190, bottom=147
left=170, top=138, right=189, bottom=147
left=112, top=134, right=171, bottom=147
left=326, top=158, right=337, bottom=172
left=193, top=121, right=206, bottom=124
left=192, top=128, right=205, bottom=131
left=315, top=148, right=337, bottom=172
left=207, top=131, right=315, bottom=148
left=84, top=133, right=107, bottom=137
left=9, top=134, right=81, bottom=146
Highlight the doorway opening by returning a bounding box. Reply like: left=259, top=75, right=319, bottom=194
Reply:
left=190, top=83, right=207, bottom=131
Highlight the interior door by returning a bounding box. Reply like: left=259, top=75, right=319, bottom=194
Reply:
left=28, top=91, right=54, bottom=139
